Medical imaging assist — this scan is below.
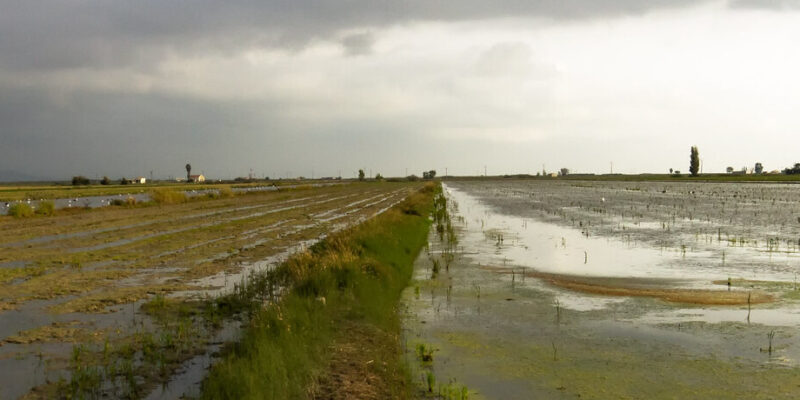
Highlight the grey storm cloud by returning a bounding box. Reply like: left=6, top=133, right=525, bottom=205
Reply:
left=0, top=0, right=707, bottom=71
left=2, top=0, right=796, bottom=181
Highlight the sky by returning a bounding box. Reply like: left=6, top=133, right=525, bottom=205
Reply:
left=2, top=0, right=800, bottom=181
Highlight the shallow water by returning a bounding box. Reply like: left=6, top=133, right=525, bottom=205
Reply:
left=402, top=181, right=800, bottom=399
left=448, top=182, right=800, bottom=284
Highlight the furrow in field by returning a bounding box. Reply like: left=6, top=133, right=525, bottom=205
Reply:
left=4, top=192, right=332, bottom=248
left=0, top=187, right=400, bottom=309
left=0, top=190, right=371, bottom=265
left=0, top=186, right=355, bottom=245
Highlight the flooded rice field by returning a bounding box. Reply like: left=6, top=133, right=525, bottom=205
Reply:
left=0, top=182, right=414, bottom=399
left=0, top=182, right=342, bottom=215
left=403, top=179, right=800, bottom=399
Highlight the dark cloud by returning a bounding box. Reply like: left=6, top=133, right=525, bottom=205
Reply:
left=0, top=0, right=707, bottom=71
left=0, top=86, right=260, bottom=179
left=0, top=85, right=440, bottom=180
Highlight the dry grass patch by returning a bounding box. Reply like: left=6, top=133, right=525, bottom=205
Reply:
left=484, top=266, right=774, bottom=305
left=312, top=321, right=406, bottom=400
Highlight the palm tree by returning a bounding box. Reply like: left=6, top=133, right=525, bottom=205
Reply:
left=186, top=163, right=192, bottom=182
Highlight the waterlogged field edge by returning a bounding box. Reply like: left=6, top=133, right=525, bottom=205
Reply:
left=198, top=182, right=437, bottom=399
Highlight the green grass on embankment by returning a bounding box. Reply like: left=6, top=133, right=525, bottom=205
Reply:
left=199, top=182, right=437, bottom=399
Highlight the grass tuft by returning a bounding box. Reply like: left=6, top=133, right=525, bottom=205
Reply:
left=8, top=202, right=34, bottom=218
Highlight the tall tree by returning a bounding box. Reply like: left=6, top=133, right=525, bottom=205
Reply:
left=755, top=162, right=763, bottom=174
left=358, top=169, right=365, bottom=181
left=185, top=163, right=192, bottom=181
left=689, top=146, right=700, bottom=177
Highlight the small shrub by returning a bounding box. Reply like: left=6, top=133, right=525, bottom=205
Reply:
left=35, top=200, right=55, bottom=216
left=218, top=186, right=234, bottom=198
left=8, top=203, right=33, bottom=218
left=71, top=176, right=90, bottom=185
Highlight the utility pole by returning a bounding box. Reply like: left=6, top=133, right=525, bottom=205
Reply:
left=445, top=167, right=448, bottom=177
left=610, top=162, right=613, bottom=174
left=484, top=165, right=487, bottom=177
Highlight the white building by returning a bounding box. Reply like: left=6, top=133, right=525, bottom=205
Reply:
left=189, top=174, right=206, bottom=183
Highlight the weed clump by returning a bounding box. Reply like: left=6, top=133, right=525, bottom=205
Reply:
left=35, top=200, right=55, bottom=216
left=8, top=202, right=34, bottom=218
left=416, top=343, right=436, bottom=362
left=150, top=188, right=187, bottom=204
left=426, top=371, right=436, bottom=393
left=110, top=196, right=137, bottom=207
left=207, top=186, right=235, bottom=199
left=218, top=185, right=234, bottom=198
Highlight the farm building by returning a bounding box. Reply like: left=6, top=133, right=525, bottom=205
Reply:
left=134, top=177, right=146, bottom=184
left=189, top=174, right=206, bottom=183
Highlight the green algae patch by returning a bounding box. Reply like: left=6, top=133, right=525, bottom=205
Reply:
left=432, top=329, right=800, bottom=400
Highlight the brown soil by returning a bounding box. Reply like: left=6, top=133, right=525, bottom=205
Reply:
left=312, top=321, right=408, bottom=400
left=483, top=265, right=774, bottom=305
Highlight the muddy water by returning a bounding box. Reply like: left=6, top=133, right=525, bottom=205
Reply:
left=402, top=182, right=800, bottom=399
